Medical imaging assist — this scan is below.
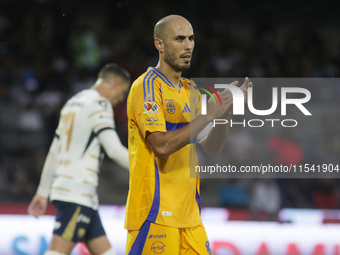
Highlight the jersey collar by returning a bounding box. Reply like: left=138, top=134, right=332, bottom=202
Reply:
left=149, top=67, right=183, bottom=89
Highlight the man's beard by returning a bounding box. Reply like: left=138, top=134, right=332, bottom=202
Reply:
left=164, top=46, right=190, bottom=72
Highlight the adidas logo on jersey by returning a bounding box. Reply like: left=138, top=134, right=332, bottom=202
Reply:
left=182, top=103, right=190, bottom=113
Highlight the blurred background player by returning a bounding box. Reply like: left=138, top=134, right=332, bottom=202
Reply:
left=125, top=15, right=252, bottom=254
left=27, top=63, right=130, bottom=255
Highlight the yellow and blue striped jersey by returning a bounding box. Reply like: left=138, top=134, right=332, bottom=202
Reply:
left=125, top=67, right=202, bottom=230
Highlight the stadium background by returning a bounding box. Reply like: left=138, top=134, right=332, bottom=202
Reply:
left=0, top=0, right=340, bottom=254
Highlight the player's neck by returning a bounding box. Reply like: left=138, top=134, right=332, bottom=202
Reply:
left=91, top=80, right=106, bottom=98
left=155, top=62, right=182, bottom=92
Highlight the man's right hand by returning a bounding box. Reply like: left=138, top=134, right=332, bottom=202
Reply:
left=27, top=194, right=48, bottom=219
left=206, top=80, right=238, bottom=120
left=206, top=78, right=253, bottom=120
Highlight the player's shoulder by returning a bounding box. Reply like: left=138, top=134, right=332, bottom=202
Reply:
left=132, top=68, right=149, bottom=84
left=80, top=89, right=112, bottom=112
left=130, top=67, right=161, bottom=95
left=132, top=68, right=156, bottom=86
left=62, top=90, right=88, bottom=111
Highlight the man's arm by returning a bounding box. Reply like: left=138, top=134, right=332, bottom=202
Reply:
left=87, top=97, right=129, bottom=169
left=146, top=114, right=211, bottom=159
left=201, top=78, right=253, bottom=155
left=146, top=83, right=235, bottom=159
left=98, top=129, right=129, bottom=169
left=200, top=111, right=232, bottom=156
left=28, top=137, right=59, bottom=218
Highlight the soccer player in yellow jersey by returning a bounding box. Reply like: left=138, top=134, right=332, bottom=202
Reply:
left=125, top=15, right=252, bottom=254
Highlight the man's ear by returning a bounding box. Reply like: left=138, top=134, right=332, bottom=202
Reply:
left=154, top=38, right=164, bottom=53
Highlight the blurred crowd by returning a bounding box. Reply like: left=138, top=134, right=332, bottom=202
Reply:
left=0, top=0, right=339, bottom=215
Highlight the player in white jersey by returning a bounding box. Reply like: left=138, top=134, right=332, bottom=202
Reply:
left=28, top=63, right=131, bottom=255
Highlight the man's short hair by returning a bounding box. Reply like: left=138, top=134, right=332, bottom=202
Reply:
left=154, top=19, right=168, bottom=40
left=98, top=63, right=131, bottom=84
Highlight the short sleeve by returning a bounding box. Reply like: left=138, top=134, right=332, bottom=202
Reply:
left=88, top=99, right=115, bottom=135
left=129, top=77, right=167, bottom=138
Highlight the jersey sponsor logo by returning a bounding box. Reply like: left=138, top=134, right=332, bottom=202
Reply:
left=142, top=122, right=163, bottom=127
left=143, top=102, right=160, bottom=115
left=165, top=98, right=174, bottom=102
left=151, top=241, right=166, bottom=254
left=148, top=234, right=167, bottom=239
left=166, top=102, right=176, bottom=114
left=205, top=241, right=212, bottom=254
left=182, top=103, right=191, bottom=113
left=77, top=214, right=91, bottom=224
left=143, top=123, right=163, bottom=126
left=146, top=117, right=158, bottom=122
left=143, top=117, right=163, bottom=126
left=162, top=211, right=172, bottom=216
